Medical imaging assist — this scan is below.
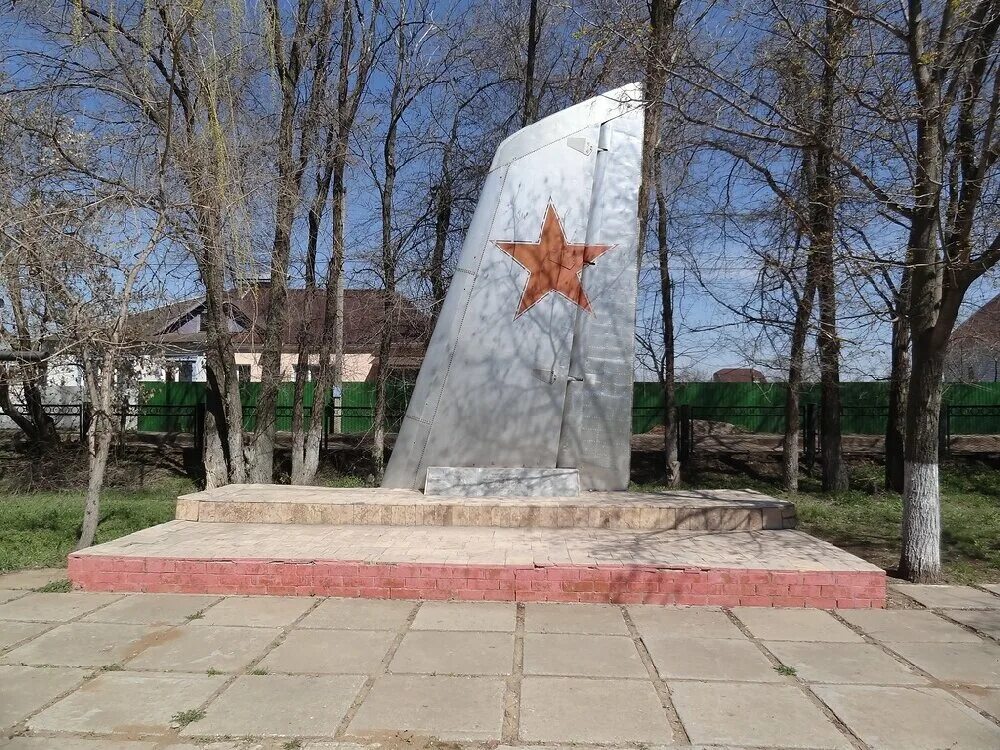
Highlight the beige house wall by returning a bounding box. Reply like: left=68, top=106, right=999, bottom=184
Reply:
left=232, top=352, right=375, bottom=382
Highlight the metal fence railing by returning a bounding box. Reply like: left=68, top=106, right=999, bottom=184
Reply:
left=12, top=394, right=1000, bottom=460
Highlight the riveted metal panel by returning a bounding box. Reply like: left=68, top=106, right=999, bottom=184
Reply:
left=383, top=84, right=644, bottom=491
left=556, top=108, right=644, bottom=490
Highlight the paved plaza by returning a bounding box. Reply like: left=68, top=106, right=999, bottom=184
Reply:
left=2, top=568, right=1000, bottom=749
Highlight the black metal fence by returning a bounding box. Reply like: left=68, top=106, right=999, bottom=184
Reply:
left=10, top=399, right=1000, bottom=460
left=674, top=403, right=972, bottom=461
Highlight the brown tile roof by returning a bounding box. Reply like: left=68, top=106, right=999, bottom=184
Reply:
left=132, top=287, right=430, bottom=354
left=952, top=294, right=1000, bottom=349
left=712, top=367, right=768, bottom=383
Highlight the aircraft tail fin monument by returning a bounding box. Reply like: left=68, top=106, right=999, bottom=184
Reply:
left=383, top=83, right=645, bottom=492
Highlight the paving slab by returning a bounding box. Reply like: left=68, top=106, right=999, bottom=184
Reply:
left=260, top=628, right=395, bottom=674
left=0, top=592, right=121, bottom=622
left=0, top=589, right=26, bottom=604
left=628, top=606, right=744, bottom=639
left=298, top=598, right=414, bottom=630
left=956, top=686, right=1000, bottom=719
left=733, top=608, right=863, bottom=642
left=0, top=738, right=205, bottom=749
left=814, top=684, right=1000, bottom=749
left=891, top=584, right=1000, bottom=609
left=0, top=664, right=89, bottom=729
left=838, top=608, right=983, bottom=642
left=642, top=635, right=781, bottom=682
left=523, top=633, right=645, bottom=678
left=194, top=595, right=314, bottom=627
left=519, top=676, right=672, bottom=743
left=390, top=630, right=513, bottom=675
left=29, top=671, right=226, bottom=734
left=0, top=568, right=67, bottom=590
left=3, top=737, right=211, bottom=750
left=184, top=674, right=365, bottom=737
left=411, top=601, right=515, bottom=631
left=941, top=608, right=1000, bottom=639
left=763, top=641, right=927, bottom=684
left=885, top=641, right=1000, bottom=685
left=1, top=622, right=165, bottom=667
left=0, top=621, right=51, bottom=651
left=524, top=603, right=627, bottom=634
left=670, top=681, right=851, bottom=749
left=982, top=583, right=1000, bottom=596
left=81, top=594, right=220, bottom=625
left=127, top=625, right=279, bottom=672
left=347, top=674, right=505, bottom=741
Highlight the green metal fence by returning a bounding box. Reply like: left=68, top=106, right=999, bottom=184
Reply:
left=135, top=380, right=1000, bottom=436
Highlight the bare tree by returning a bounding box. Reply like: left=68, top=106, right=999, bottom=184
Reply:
left=0, top=94, right=66, bottom=452
left=290, top=0, right=382, bottom=485
left=246, top=0, right=338, bottom=483
left=892, top=0, right=1000, bottom=580
left=365, top=0, right=460, bottom=478
left=636, top=0, right=685, bottom=486
left=0, top=87, right=164, bottom=546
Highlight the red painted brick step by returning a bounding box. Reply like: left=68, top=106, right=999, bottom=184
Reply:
left=68, top=555, right=885, bottom=608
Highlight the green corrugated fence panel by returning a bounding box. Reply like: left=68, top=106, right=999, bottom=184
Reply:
left=944, top=382, right=1000, bottom=434
left=340, top=380, right=410, bottom=434
left=136, top=380, right=1000, bottom=436
left=137, top=382, right=202, bottom=432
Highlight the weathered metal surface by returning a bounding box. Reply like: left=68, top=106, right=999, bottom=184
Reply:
left=383, top=83, right=644, bottom=492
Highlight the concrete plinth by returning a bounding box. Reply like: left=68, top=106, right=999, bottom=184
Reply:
left=423, top=467, right=581, bottom=496
left=67, top=521, right=886, bottom=608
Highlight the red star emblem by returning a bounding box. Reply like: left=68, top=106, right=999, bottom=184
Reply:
left=495, top=203, right=616, bottom=319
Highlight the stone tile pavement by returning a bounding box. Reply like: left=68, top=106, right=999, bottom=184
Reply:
left=2, top=573, right=1000, bottom=749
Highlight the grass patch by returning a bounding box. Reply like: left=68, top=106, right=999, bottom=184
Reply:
left=100, top=663, right=124, bottom=671
left=282, top=741, right=303, bottom=750
left=5, top=451, right=998, bottom=585
left=247, top=667, right=268, bottom=675
left=774, top=664, right=797, bottom=676
left=645, top=460, right=1000, bottom=584
left=186, top=610, right=205, bottom=620
left=171, top=708, right=206, bottom=727
left=205, top=667, right=222, bottom=676
left=0, top=477, right=192, bottom=571
left=34, top=579, right=72, bottom=593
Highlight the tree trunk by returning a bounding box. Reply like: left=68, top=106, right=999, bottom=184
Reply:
left=202, top=337, right=245, bottom=486
left=885, top=275, right=910, bottom=492
left=290, top=164, right=334, bottom=483
left=429, top=140, right=454, bottom=324
left=521, top=0, right=540, bottom=127
left=812, top=0, right=849, bottom=493
left=193, top=194, right=247, bottom=486
left=290, top=341, right=311, bottom=482
left=899, top=331, right=945, bottom=581
left=76, top=415, right=113, bottom=550
left=654, top=159, right=679, bottom=485
left=782, top=242, right=816, bottom=492
left=203, top=407, right=229, bottom=489
left=248, top=142, right=299, bottom=484
left=894, top=0, right=947, bottom=581
left=816, top=264, right=847, bottom=491
left=372, top=303, right=393, bottom=479
left=373, top=7, right=404, bottom=481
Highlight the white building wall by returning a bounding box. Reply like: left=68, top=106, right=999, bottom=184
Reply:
left=135, top=352, right=375, bottom=383
left=232, top=352, right=375, bottom=382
